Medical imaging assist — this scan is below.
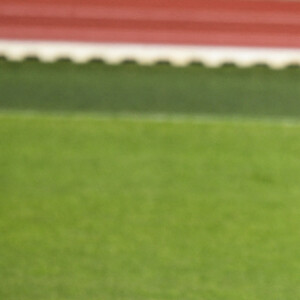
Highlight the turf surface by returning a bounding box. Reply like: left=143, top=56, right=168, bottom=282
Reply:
left=1, top=113, right=300, bottom=300
left=1, top=60, right=300, bottom=118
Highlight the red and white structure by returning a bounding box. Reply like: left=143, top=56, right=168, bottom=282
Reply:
left=1, top=0, right=300, bottom=67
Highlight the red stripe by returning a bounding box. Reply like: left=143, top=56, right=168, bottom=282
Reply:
left=1, top=0, right=300, bottom=48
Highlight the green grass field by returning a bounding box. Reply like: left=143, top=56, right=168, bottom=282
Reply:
left=1, top=62, right=300, bottom=299
left=1, top=114, right=300, bottom=300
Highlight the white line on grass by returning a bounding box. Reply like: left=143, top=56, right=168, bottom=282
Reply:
left=1, top=110, right=300, bottom=128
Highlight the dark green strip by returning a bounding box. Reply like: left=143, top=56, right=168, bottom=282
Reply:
left=1, top=60, right=300, bottom=118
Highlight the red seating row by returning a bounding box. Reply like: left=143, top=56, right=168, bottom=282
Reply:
left=1, top=0, right=300, bottom=48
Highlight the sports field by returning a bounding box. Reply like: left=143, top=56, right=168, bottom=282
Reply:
left=1, top=62, right=300, bottom=300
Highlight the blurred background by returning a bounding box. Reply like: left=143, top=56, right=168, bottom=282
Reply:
left=1, top=0, right=300, bottom=117
left=1, top=1, right=300, bottom=300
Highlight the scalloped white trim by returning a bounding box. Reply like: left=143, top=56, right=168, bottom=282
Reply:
left=1, top=40, right=300, bottom=68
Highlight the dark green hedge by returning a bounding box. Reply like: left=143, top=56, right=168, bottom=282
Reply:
left=1, top=60, right=300, bottom=118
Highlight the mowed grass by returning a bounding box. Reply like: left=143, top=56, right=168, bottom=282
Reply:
left=1, top=113, right=300, bottom=300
left=1, top=60, right=300, bottom=118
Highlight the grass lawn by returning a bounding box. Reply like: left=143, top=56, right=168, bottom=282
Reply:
left=1, top=113, right=300, bottom=300
left=1, top=60, right=300, bottom=118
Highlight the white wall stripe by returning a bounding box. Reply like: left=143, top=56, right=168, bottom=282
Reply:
left=1, top=40, right=300, bottom=68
